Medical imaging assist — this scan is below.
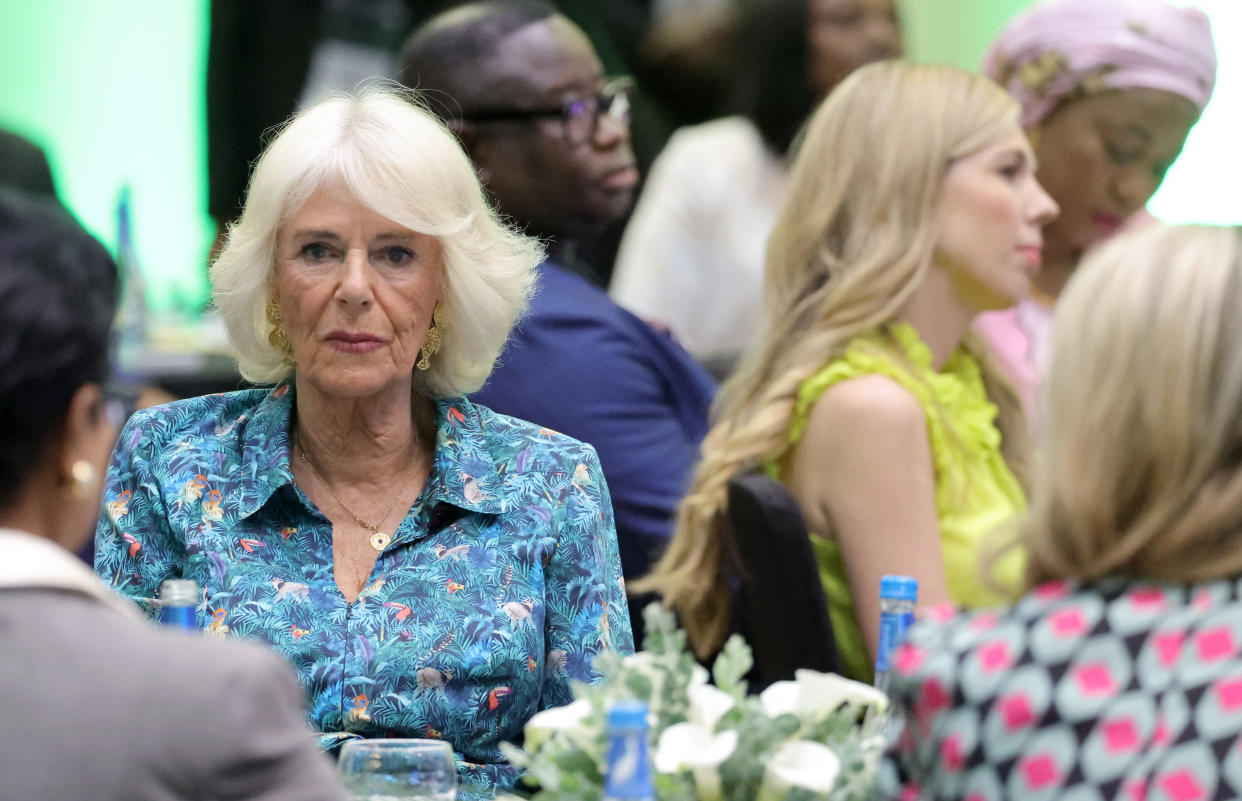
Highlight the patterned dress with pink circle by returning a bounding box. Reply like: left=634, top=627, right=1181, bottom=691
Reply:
left=881, top=577, right=1242, bottom=800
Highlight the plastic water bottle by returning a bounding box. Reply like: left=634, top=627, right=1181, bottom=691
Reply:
left=603, top=701, right=654, bottom=801
left=873, top=574, right=919, bottom=695
left=159, top=578, right=198, bottom=630
left=113, top=185, right=148, bottom=386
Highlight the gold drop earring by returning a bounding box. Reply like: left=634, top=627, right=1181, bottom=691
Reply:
left=417, top=305, right=446, bottom=371
left=266, top=297, right=295, bottom=365
left=64, top=460, right=97, bottom=500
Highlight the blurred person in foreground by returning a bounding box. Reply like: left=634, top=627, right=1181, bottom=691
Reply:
left=975, top=0, right=1216, bottom=418
left=95, top=87, right=633, bottom=793
left=883, top=223, right=1242, bottom=800
left=611, top=0, right=902, bottom=372
left=0, top=190, right=347, bottom=801
left=398, top=0, right=716, bottom=636
left=636, top=61, right=1057, bottom=681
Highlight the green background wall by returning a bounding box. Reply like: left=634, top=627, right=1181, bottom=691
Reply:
left=0, top=0, right=212, bottom=311
left=0, top=0, right=1233, bottom=310
left=899, top=0, right=1033, bottom=72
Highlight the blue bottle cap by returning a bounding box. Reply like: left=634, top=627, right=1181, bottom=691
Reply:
left=880, top=575, right=919, bottom=602
left=608, top=700, right=649, bottom=729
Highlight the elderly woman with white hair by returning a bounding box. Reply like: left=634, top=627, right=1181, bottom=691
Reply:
left=95, top=87, right=634, bottom=792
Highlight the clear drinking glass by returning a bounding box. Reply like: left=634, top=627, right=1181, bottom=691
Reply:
left=337, top=739, right=458, bottom=801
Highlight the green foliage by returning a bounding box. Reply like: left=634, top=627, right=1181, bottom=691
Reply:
left=508, top=603, right=885, bottom=801
left=712, top=635, right=752, bottom=701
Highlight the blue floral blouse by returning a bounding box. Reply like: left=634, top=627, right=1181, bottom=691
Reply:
left=94, top=384, right=635, bottom=792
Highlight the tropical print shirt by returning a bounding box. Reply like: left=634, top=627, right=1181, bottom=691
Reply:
left=880, top=577, right=1242, bottom=800
left=95, top=385, right=635, bottom=793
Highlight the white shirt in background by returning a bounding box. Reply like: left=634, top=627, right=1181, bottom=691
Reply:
left=611, top=117, right=789, bottom=363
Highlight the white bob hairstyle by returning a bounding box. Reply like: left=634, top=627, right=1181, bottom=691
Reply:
left=210, top=85, right=544, bottom=397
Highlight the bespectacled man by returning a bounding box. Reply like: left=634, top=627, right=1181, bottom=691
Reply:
left=399, top=0, right=718, bottom=644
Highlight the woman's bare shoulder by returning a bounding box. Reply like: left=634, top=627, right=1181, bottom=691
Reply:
left=805, top=373, right=926, bottom=449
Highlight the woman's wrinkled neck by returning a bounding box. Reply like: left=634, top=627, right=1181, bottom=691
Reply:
left=291, top=376, right=435, bottom=483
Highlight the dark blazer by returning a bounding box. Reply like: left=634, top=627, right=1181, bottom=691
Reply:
left=0, top=540, right=348, bottom=801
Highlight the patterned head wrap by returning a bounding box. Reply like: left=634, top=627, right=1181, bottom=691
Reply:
left=984, top=0, right=1217, bottom=128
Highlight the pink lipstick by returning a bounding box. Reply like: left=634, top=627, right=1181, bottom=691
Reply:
left=326, top=331, right=384, bottom=353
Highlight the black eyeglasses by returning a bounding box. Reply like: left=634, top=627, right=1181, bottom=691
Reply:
left=460, top=77, right=633, bottom=145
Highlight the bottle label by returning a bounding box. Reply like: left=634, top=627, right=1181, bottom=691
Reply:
left=604, top=731, right=653, bottom=801
left=160, top=605, right=197, bottom=630
left=875, top=611, right=915, bottom=674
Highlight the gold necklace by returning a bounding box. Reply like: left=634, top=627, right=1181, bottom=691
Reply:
left=296, top=438, right=417, bottom=552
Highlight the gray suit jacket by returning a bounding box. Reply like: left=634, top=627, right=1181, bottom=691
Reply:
left=0, top=586, right=350, bottom=801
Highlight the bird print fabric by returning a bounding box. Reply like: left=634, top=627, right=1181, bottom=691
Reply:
left=94, top=385, right=635, bottom=793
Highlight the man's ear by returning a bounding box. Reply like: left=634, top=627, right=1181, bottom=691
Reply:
left=457, top=124, right=494, bottom=187
left=459, top=127, right=496, bottom=187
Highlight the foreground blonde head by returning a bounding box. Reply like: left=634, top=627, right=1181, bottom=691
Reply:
left=635, top=61, right=1027, bottom=657
left=1025, top=223, right=1242, bottom=586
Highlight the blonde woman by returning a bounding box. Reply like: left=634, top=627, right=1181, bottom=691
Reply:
left=636, top=61, right=1057, bottom=681
left=883, top=224, right=1242, bottom=799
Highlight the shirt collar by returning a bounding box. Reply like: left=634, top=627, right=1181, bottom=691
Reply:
left=427, top=396, right=507, bottom=516
left=0, top=529, right=145, bottom=620
left=238, top=385, right=508, bottom=519
left=237, top=383, right=297, bottom=520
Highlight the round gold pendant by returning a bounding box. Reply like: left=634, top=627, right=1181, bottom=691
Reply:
left=369, top=531, right=391, bottom=551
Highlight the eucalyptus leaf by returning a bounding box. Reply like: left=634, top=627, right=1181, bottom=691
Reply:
left=711, top=634, right=753, bottom=699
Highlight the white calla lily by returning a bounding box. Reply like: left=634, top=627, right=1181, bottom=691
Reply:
left=687, top=683, right=735, bottom=731
left=654, top=722, right=737, bottom=774
left=794, top=669, right=889, bottom=716
left=758, top=740, right=841, bottom=801
left=523, top=699, right=592, bottom=751
left=758, top=680, right=801, bottom=719
left=655, top=723, right=737, bottom=801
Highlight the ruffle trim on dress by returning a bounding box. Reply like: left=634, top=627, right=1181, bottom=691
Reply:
left=785, top=323, right=1002, bottom=483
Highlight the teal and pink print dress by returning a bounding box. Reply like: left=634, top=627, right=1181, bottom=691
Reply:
left=94, top=385, right=635, bottom=793
left=881, top=577, right=1242, bottom=800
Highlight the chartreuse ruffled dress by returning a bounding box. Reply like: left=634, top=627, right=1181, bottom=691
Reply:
left=766, top=322, right=1025, bottom=682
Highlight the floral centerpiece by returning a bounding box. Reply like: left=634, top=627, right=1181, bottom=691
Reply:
left=502, top=605, right=888, bottom=801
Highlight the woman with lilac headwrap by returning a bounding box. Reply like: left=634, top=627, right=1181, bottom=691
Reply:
left=974, top=0, right=1216, bottom=419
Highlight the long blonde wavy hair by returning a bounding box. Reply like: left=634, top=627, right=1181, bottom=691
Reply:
left=1023, top=223, right=1242, bottom=587
left=634, top=61, right=1029, bottom=658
